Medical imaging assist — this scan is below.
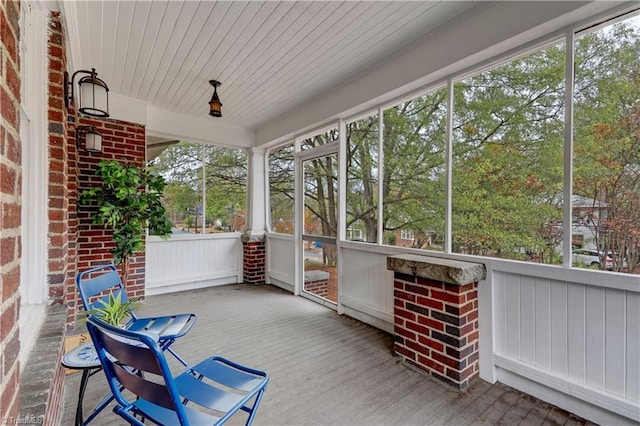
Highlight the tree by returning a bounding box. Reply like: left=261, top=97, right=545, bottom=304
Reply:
left=163, top=182, right=198, bottom=223
left=573, top=21, right=640, bottom=271
left=150, top=142, right=247, bottom=233
left=302, top=131, right=339, bottom=264
left=81, top=160, right=172, bottom=284
left=382, top=90, right=448, bottom=249
left=346, top=116, right=379, bottom=242
left=451, top=42, right=565, bottom=261
left=269, top=144, right=295, bottom=233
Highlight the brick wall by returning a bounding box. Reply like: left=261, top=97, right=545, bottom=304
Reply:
left=75, top=117, right=146, bottom=301
left=64, top=106, right=78, bottom=324
left=303, top=270, right=330, bottom=298
left=241, top=235, right=265, bottom=284
left=304, top=279, right=329, bottom=298
left=0, top=0, right=21, bottom=421
left=47, top=11, right=70, bottom=309
left=393, top=274, right=479, bottom=390
left=74, top=117, right=146, bottom=297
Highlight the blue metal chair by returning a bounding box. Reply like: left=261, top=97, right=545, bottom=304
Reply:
left=86, top=316, right=269, bottom=426
left=76, top=264, right=196, bottom=366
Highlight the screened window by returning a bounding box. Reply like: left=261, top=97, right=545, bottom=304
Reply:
left=150, top=142, right=247, bottom=234
left=382, top=88, right=447, bottom=250
left=573, top=13, right=640, bottom=272
left=263, top=10, right=640, bottom=275
left=269, top=143, right=295, bottom=234
left=300, top=128, right=339, bottom=150
left=451, top=42, right=565, bottom=264
left=346, top=113, right=378, bottom=243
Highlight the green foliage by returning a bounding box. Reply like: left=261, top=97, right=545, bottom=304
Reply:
left=161, top=182, right=197, bottom=223
left=81, top=160, right=172, bottom=266
left=450, top=41, right=565, bottom=261
left=85, top=291, right=140, bottom=327
left=382, top=88, right=448, bottom=246
left=346, top=115, right=379, bottom=242
left=149, top=143, right=247, bottom=232
left=269, top=144, right=295, bottom=233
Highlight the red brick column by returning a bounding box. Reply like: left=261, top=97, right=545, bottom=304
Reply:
left=388, top=255, right=485, bottom=390
left=241, top=234, right=265, bottom=284
left=0, top=1, right=22, bottom=420
left=47, top=11, right=70, bottom=306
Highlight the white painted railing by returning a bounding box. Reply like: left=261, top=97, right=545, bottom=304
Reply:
left=146, top=233, right=242, bottom=296
left=482, top=261, right=640, bottom=425
left=266, top=233, right=295, bottom=293
left=339, top=244, right=395, bottom=333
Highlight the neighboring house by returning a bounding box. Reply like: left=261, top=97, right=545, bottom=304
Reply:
left=570, top=195, right=608, bottom=250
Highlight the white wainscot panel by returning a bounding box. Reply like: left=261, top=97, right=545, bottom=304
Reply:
left=492, top=268, right=640, bottom=424
left=266, top=233, right=295, bottom=292
left=146, top=233, right=242, bottom=295
left=340, top=247, right=394, bottom=333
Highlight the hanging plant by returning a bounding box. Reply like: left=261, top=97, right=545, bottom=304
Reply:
left=80, top=160, right=172, bottom=284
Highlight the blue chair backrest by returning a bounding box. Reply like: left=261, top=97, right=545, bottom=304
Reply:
left=76, top=264, right=130, bottom=314
left=86, top=316, right=190, bottom=424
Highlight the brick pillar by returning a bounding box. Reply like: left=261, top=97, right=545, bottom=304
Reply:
left=241, top=234, right=265, bottom=284
left=0, top=1, right=22, bottom=420
left=47, top=10, right=69, bottom=306
left=387, top=255, right=485, bottom=390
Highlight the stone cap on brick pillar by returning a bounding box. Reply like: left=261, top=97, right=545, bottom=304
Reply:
left=241, top=233, right=265, bottom=243
left=387, top=254, right=486, bottom=286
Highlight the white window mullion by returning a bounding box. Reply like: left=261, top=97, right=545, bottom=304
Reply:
left=338, top=119, right=347, bottom=242
left=444, top=78, right=454, bottom=254
left=201, top=143, right=206, bottom=234
left=563, top=32, right=575, bottom=267
left=377, top=107, right=384, bottom=246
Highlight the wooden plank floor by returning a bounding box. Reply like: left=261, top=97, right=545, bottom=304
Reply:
left=62, top=284, right=593, bottom=425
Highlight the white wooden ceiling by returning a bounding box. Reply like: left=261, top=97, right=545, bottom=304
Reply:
left=60, top=1, right=478, bottom=131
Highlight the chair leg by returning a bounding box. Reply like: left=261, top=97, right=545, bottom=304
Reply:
left=164, top=345, right=188, bottom=366
left=75, top=369, right=91, bottom=426
left=242, top=388, right=267, bottom=426
left=83, top=389, right=115, bottom=425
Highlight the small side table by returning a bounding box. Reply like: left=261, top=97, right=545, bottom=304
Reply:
left=61, top=343, right=113, bottom=426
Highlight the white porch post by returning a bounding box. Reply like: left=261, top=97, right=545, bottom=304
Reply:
left=244, top=147, right=267, bottom=236
left=241, top=147, right=267, bottom=284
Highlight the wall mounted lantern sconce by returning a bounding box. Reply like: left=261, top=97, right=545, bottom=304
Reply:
left=64, top=68, right=110, bottom=118
left=76, top=125, right=103, bottom=153
left=209, top=80, right=222, bottom=117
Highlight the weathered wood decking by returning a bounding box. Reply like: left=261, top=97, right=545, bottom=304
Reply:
left=62, top=284, right=592, bottom=425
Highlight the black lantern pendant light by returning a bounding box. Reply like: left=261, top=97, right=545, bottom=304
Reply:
left=209, top=80, right=222, bottom=117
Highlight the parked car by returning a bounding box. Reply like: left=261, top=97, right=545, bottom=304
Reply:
left=572, top=249, right=613, bottom=269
